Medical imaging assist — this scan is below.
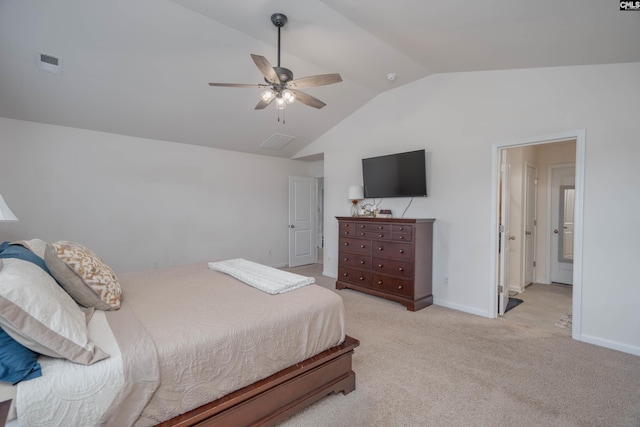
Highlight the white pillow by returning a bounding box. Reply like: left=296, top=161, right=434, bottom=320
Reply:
left=0, top=258, right=109, bottom=365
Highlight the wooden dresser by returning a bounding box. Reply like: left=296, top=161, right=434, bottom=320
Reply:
left=335, top=217, right=435, bottom=311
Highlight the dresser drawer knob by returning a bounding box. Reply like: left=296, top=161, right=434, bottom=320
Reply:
left=343, top=273, right=348, bottom=277
left=377, top=280, right=383, bottom=285
left=398, top=249, right=404, bottom=254
left=359, top=276, right=365, bottom=281
left=398, top=267, right=404, bottom=271
left=343, top=257, right=349, bottom=261
left=378, top=234, right=383, bottom=238
left=359, top=225, right=365, bottom=228
left=360, top=245, right=365, bottom=248
left=399, top=227, right=404, bottom=231
left=344, top=231, right=349, bottom=235
left=399, top=236, right=404, bottom=240
left=378, top=264, right=383, bottom=268
left=360, top=233, right=365, bottom=236
left=378, top=247, right=383, bottom=251
left=397, top=285, right=403, bottom=290
left=360, top=260, right=365, bottom=264
left=378, top=226, right=383, bottom=229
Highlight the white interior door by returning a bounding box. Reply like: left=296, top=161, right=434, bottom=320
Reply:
left=288, top=176, right=317, bottom=267
left=523, top=164, right=537, bottom=286
left=550, top=166, right=575, bottom=285
left=498, top=150, right=512, bottom=316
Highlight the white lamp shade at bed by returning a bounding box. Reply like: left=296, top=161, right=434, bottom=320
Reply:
left=0, top=194, right=18, bottom=221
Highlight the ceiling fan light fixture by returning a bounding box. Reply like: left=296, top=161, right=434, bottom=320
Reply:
left=282, top=89, right=295, bottom=104
left=275, top=96, right=286, bottom=110
left=261, top=88, right=275, bottom=102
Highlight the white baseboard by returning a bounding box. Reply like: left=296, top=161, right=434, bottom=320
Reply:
left=323, top=270, right=337, bottom=279
left=579, top=334, right=640, bottom=356
left=433, top=298, right=492, bottom=318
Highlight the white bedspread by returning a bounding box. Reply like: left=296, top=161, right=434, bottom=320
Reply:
left=208, top=258, right=315, bottom=294
left=14, top=302, right=159, bottom=427
left=16, top=312, right=124, bottom=426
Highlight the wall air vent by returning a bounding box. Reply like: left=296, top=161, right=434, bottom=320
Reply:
left=259, top=133, right=296, bottom=150
left=39, top=53, right=63, bottom=75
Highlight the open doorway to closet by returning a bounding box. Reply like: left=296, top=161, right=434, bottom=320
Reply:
left=493, top=132, right=585, bottom=340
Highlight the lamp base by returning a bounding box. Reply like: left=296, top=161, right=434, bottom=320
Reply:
left=350, top=200, right=359, bottom=217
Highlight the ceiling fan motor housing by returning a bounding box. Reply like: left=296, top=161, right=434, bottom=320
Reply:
left=271, top=13, right=287, bottom=28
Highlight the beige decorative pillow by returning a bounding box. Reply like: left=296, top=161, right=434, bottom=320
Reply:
left=44, top=241, right=122, bottom=311
left=0, top=258, right=109, bottom=365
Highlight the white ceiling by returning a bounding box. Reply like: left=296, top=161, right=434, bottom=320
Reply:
left=1, top=0, right=638, bottom=159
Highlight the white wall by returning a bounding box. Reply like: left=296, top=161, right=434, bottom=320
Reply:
left=0, top=118, right=312, bottom=272
left=294, top=62, right=640, bottom=355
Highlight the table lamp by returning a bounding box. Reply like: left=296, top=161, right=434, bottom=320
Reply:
left=347, top=186, right=364, bottom=217
left=0, top=194, right=18, bottom=221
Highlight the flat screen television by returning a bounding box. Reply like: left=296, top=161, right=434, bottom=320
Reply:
left=362, top=149, right=427, bottom=198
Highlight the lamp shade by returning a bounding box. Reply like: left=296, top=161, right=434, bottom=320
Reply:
left=0, top=194, right=18, bottom=221
left=347, top=185, right=364, bottom=201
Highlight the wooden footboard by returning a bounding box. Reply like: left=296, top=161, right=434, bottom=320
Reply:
left=158, top=335, right=359, bottom=427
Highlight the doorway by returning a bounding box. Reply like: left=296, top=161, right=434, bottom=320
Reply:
left=490, top=131, right=585, bottom=340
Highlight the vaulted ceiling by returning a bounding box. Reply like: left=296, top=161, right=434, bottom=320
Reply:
left=1, top=0, right=638, bottom=158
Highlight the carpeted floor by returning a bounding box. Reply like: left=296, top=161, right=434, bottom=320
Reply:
left=279, top=264, right=640, bottom=427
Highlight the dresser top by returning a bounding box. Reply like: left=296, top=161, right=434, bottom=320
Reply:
left=336, top=216, right=435, bottom=224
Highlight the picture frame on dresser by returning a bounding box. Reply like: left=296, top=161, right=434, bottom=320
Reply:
left=335, top=217, right=435, bottom=311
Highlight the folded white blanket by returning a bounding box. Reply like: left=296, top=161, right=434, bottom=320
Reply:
left=207, top=259, right=315, bottom=294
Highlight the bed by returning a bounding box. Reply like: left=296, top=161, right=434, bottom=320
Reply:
left=0, top=240, right=358, bottom=426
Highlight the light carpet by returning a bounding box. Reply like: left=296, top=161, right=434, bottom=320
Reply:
left=278, top=265, right=640, bottom=427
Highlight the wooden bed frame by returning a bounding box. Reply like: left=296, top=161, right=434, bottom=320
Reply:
left=158, top=335, right=359, bottom=427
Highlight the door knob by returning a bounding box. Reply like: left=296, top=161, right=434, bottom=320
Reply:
left=553, top=229, right=559, bottom=234
left=289, top=225, right=295, bottom=229
left=508, top=235, right=516, bottom=240
left=525, top=231, right=532, bottom=235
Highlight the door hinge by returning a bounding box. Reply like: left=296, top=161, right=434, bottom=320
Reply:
left=498, top=285, right=504, bottom=294
left=534, top=219, right=537, bottom=226
left=499, top=224, right=505, bottom=233
left=533, top=261, right=536, bottom=267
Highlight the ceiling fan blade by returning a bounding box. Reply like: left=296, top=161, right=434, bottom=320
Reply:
left=208, top=83, right=269, bottom=88
left=289, top=90, right=326, bottom=109
left=255, top=97, right=274, bottom=110
left=250, top=54, right=280, bottom=84
left=287, top=73, right=342, bottom=89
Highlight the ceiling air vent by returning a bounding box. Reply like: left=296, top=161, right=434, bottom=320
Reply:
left=39, top=53, right=63, bottom=75
left=259, top=133, right=296, bottom=150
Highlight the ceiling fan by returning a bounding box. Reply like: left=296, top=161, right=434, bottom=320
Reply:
left=208, top=13, right=342, bottom=119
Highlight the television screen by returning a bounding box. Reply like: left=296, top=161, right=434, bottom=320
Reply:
left=362, top=150, right=427, bottom=198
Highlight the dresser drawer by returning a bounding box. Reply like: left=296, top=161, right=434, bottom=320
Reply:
left=340, top=237, right=373, bottom=256
left=339, top=267, right=372, bottom=287
left=372, top=241, right=413, bottom=261
left=372, top=257, right=413, bottom=278
left=339, top=222, right=356, bottom=237
left=354, top=223, right=390, bottom=233
left=392, top=224, right=413, bottom=234
left=372, top=274, right=413, bottom=297
left=392, top=233, right=412, bottom=242
left=339, top=253, right=372, bottom=270
left=352, top=230, right=390, bottom=240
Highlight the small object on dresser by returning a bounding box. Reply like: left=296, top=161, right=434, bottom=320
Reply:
left=377, top=209, right=393, bottom=218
